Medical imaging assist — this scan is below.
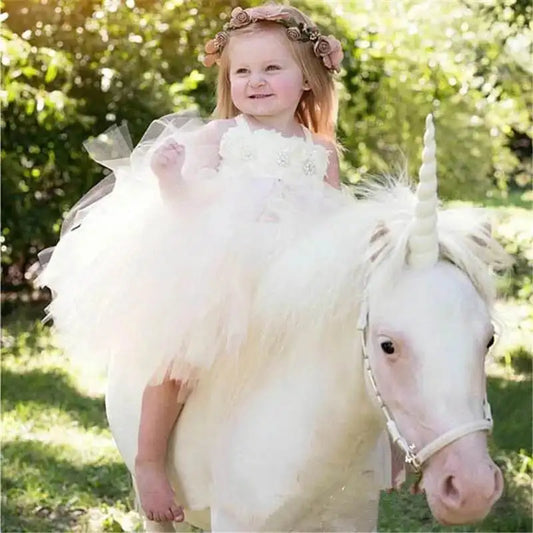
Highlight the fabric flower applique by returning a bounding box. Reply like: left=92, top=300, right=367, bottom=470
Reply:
left=219, top=127, right=256, bottom=162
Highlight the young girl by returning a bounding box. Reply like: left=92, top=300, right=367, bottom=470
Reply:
left=38, top=3, right=345, bottom=524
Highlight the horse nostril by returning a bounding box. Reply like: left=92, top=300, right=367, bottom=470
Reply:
left=439, top=464, right=503, bottom=511
left=442, top=475, right=462, bottom=508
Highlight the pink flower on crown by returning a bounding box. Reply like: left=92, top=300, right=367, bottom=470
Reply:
left=205, top=32, right=228, bottom=54
left=248, top=5, right=290, bottom=22
left=230, top=7, right=252, bottom=28
left=203, top=53, right=218, bottom=67
left=204, top=39, right=217, bottom=55
left=313, top=36, right=331, bottom=57
left=286, top=26, right=302, bottom=41
left=203, top=31, right=228, bottom=67
left=314, top=35, right=343, bottom=72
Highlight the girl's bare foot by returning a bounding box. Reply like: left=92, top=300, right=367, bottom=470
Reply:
left=135, top=458, right=184, bottom=522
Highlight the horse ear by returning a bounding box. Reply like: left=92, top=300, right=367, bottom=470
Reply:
left=369, top=221, right=389, bottom=263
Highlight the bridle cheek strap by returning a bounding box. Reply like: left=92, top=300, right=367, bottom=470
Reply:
left=357, top=300, right=493, bottom=472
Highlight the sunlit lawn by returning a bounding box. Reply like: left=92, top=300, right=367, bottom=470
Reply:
left=2, top=201, right=532, bottom=531
left=1, top=306, right=141, bottom=532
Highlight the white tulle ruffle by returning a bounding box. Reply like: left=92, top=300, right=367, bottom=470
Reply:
left=37, top=113, right=349, bottom=387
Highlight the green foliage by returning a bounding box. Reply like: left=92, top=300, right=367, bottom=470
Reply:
left=2, top=0, right=531, bottom=288
left=505, top=345, right=532, bottom=376
left=328, top=0, right=531, bottom=197
left=1, top=0, right=215, bottom=288
left=491, top=205, right=533, bottom=301
left=1, top=27, right=90, bottom=286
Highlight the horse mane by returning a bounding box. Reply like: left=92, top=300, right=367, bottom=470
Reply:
left=248, top=177, right=512, bottom=362
left=361, top=176, right=512, bottom=303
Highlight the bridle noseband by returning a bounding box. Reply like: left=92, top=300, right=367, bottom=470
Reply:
left=357, top=295, right=493, bottom=472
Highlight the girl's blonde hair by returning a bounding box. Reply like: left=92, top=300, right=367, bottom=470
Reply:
left=212, top=5, right=339, bottom=143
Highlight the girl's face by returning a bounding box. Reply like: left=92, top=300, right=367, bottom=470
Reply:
left=228, top=30, right=306, bottom=124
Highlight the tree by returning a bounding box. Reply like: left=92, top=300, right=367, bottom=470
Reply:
left=2, top=0, right=530, bottom=289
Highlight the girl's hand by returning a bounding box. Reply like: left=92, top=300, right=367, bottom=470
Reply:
left=151, top=139, right=186, bottom=183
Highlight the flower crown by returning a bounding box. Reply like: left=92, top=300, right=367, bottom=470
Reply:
left=203, top=6, right=343, bottom=73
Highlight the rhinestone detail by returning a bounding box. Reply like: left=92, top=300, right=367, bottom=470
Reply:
left=302, top=158, right=316, bottom=175
left=277, top=150, right=290, bottom=167
left=241, top=146, right=255, bottom=160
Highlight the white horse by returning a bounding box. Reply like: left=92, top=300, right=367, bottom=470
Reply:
left=106, top=116, right=509, bottom=531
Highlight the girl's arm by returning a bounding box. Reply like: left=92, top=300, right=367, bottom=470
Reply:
left=310, top=133, right=340, bottom=189
left=152, top=119, right=233, bottom=204
left=181, top=118, right=234, bottom=175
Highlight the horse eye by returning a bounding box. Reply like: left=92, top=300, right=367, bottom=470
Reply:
left=487, top=335, right=495, bottom=349
left=381, top=341, right=395, bottom=355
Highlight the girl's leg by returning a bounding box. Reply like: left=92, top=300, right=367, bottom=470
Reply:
left=135, top=379, right=186, bottom=523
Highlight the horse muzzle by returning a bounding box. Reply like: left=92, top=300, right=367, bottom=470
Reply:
left=421, top=432, right=504, bottom=525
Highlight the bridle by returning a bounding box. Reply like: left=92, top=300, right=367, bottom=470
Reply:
left=356, top=294, right=493, bottom=472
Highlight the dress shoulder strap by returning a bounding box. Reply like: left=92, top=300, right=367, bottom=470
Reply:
left=301, top=125, right=313, bottom=144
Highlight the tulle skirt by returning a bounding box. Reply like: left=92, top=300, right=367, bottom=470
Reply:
left=37, top=113, right=351, bottom=389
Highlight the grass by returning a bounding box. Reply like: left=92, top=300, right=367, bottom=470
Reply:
left=1, top=309, right=142, bottom=532
left=479, top=188, right=532, bottom=210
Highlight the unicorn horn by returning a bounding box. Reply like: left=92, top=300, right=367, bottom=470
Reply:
left=408, top=114, right=439, bottom=268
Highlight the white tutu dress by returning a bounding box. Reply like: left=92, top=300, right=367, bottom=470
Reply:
left=38, top=113, right=348, bottom=389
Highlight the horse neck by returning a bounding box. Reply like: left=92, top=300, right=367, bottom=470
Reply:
left=282, top=310, right=385, bottom=448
